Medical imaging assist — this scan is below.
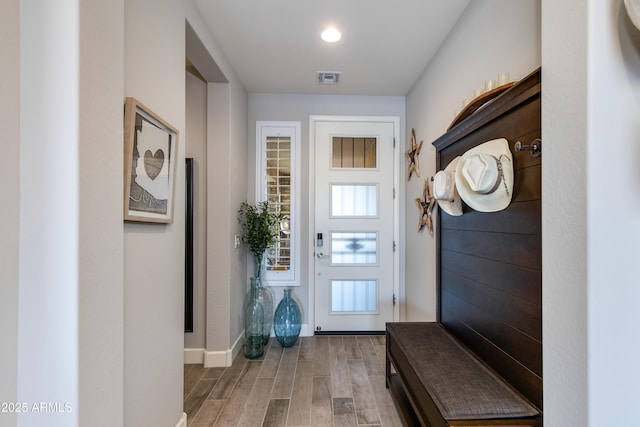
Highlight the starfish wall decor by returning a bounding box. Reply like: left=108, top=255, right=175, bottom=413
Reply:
left=416, top=177, right=436, bottom=235
left=406, top=128, right=423, bottom=180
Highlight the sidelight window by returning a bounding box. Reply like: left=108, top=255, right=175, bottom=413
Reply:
left=256, top=121, right=301, bottom=286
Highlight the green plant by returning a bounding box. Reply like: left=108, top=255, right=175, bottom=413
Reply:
left=237, top=201, right=281, bottom=256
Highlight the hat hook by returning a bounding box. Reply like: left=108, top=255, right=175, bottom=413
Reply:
left=514, top=138, right=541, bottom=158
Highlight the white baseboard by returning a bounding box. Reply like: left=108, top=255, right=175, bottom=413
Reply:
left=184, top=348, right=205, bottom=364
left=203, top=334, right=244, bottom=367
left=300, top=323, right=312, bottom=337
left=199, top=326, right=311, bottom=368
left=175, top=412, right=187, bottom=427
left=204, top=349, right=232, bottom=367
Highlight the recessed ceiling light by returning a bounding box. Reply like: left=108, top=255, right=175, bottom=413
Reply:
left=321, top=28, right=342, bottom=43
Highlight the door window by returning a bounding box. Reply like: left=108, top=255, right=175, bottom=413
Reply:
left=330, top=232, right=377, bottom=265
left=332, top=137, right=377, bottom=168
left=330, top=280, right=378, bottom=313
left=330, top=184, right=378, bottom=217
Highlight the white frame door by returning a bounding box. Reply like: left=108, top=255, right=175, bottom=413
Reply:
left=308, top=115, right=400, bottom=332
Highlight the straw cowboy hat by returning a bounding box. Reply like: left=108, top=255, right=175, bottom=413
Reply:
left=433, top=156, right=463, bottom=216
left=455, top=138, right=514, bottom=212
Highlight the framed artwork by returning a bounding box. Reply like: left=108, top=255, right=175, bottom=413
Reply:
left=123, top=97, right=179, bottom=223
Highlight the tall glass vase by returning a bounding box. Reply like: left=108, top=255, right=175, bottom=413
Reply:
left=253, top=252, right=273, bottom=344
left=274, top=289, right=302, bottom=347
left=244, top=278, right=264, bottom=359
left=254, top=277, right=273, bottom=345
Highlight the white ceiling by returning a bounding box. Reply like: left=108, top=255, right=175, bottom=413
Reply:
left=192, top=0, right=471, bottom=96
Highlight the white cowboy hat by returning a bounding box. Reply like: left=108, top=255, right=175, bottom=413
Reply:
left=625, top=0, right=640, bottom=31
left=433, top=156, right=462, bottom=216
left=455, top=138, right=514, bottom=212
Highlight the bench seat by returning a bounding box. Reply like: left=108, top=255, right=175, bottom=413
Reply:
left=386, top=322, right=541, bottom=426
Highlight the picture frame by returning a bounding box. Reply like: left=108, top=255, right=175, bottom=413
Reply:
left=123, top=97, right=179, bottom=223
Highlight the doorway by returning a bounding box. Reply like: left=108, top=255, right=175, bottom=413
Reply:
left=309, top=116, right=400, bottom=333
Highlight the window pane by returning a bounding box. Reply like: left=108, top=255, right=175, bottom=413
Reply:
left=332, top=137, right=376, bottom=168
left=331, top=232, right=377, bottom=264
left=331, top=184, right=377, bottom=217
left=331, top=280, right=377, bottom=312
left=265, top=136, right=291, bottom=272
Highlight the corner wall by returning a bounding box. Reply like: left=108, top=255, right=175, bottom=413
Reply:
left=542, top=0, right=640, bottom=424
left=78, top=2, right=125, bottom=425
left=541, top=0, right=588, bottom=423
left=124, top=1, right=186, bottom=425
left=186, top=2, right=249, bottom=366
left=404, top=0, right=541, bottom=321
left=185, top=72, right=208, bottom=353
left=587, top=2, right=640, bottom=422
left=1, top=1, right=20, bottom=426
left=206, top=82, right=233, bottom=359
left=14, top=1, right=125, bottom=426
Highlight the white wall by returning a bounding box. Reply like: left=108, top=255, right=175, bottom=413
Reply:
left=77, top=2, right=125, bottom=426
left=228, top=82, right=250, bottom=350
left=588, top=2, right=640, bottom=422
left=206, top=82, right=233, bottom=359
left=543, top=0, right=640, bottom=424
left=404, top=0, right=541, bottom=321
left=248, top=94, right=405, bottom=327
left=204, top=81, right=249, bottom=364
left=1, top=1, right=20, bottom=426
left=541, top=0, right=588, bottom=423
left=18, top=3, right=81, bottom=424
left=124, top=1, right=186, bottom=426
left=185, top=72, right=208, bottom=352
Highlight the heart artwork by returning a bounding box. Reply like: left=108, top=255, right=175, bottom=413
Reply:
left=144, top=149, right=165, bottom=180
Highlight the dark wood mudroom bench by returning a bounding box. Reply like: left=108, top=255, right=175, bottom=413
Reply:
left=386, top=322, right=540, bottom=426
left=386, top=68, right=543, bottom=426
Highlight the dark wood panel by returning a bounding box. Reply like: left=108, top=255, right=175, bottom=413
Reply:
left=513, top=165, right=541, bottom=204
left=442, top=316, right=543, bottom=412
left=440, top=292, right=542, bottom=376
left=438, top=98, right=541, bottom=169
left=434, top=68, right=542, bottom=415
left=441, top=268, right=541, bottom=340
left=441, top=250, right=541, bottom=304
left=442, top=229, right=541, bottom=270
left=441, top=200, right=541, bottom=235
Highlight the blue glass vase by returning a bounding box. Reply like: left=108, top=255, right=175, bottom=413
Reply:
left=243, top=278, right=264, bottom=359
left=274, top=289, right=301, bottom=347
left=254, top=277, right=273, bottom=345
left=253, top=253, right=273, bottom=344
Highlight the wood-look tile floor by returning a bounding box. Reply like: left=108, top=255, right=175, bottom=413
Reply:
left=183, top=335, right=405, bottom=427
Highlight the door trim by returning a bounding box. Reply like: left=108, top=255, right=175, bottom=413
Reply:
left=308, top=115, right=401, bottom=332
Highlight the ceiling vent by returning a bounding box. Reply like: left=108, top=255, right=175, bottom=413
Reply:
left=316, top=71, right=341, bottom=85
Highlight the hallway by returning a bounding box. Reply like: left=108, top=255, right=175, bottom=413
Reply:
left=183, top=335, right=404, bottom=426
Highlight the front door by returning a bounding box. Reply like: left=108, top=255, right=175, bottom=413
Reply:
left=312, top=117, right=398, bottom=332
